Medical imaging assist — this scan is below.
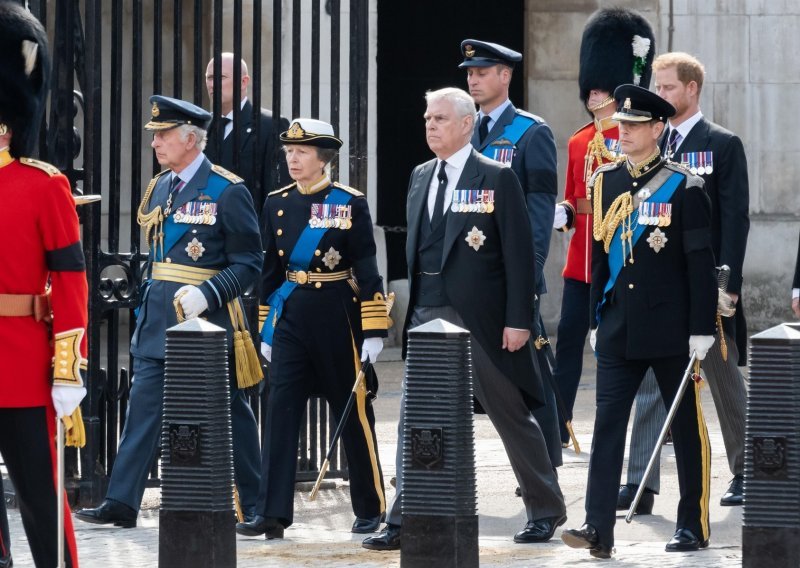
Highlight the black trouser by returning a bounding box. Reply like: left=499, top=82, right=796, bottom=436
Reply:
left=585, top=352, right=710, bottom=548
left=0, top=407, right=78, bottom=567
left=0, top=475, right=9, bottom=559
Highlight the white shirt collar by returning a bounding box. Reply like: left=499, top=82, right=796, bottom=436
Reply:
left=479, top=99, right=512, bottom=126
left=173, top=151, right=206, bottom=185
left=439, top=142, right=472, bottom=171
left=669, top=109, right=703, bottom=142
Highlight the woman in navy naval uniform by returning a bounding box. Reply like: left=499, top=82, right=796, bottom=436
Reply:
left=236, top=119, right=389, bottom=539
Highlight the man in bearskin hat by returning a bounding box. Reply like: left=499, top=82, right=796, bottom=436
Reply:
left=551, top=7, right=655, bottom=456
left=0, top=2, right=89, bottom=566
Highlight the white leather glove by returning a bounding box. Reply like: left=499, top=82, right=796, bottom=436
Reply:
left=361, top=337, right=384, bottom=363
left=553, top=204, right=568, bottom=229
left=689, top=335, right=715, bottom=360
left=174, top=285, right=209, bottom=320
left=260, top=342, right=272, bottom=363
left=52, top=385, right=86, bottom=418
left=589, top=329, right=597, bottom=352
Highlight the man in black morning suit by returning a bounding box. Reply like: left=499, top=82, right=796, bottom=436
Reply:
left=618, top=52, right=750, bottom=512
left=205, top=53, right=289, bottom=212
left=362, top=87, right=565, bottom=552
left=561, top=85, right=717, bottom=558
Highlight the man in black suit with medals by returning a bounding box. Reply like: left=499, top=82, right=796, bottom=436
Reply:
left=362, top=87, right=566, bottom=551
left=618, top=52, right=750, bottom=512
left=205, top=53, right=289, bottom=212
left=561, top=85, right=717, bottom=558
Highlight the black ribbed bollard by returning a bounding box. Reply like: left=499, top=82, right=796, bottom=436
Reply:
left=743, top=323, right=800, bottom=567
left=401, top=318, right=477, bottom=568
left=159, top=319, right=235, bottom=567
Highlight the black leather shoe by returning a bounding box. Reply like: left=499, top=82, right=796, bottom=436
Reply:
left=514, top=486, right=521, bottom=497
left=75, top=499, right=137, bottom=528
left=665, top=528, right=708, bottom=551
left=561, top=524, right=613, bottom=559
left=720, top=475, right=744, bottom=506
left=235, top=515, right=284, bottom=539
left=362, top=523, right=401, bottom=550
left=0, top=552, right=11, bottom=567
left=352, top=512, right=385, bottom=534
left=616, top=484, right=654, bottom=515
left=514, top=514, right=566, bottom=543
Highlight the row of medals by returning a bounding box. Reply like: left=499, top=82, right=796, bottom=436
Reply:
left=308, top=203, right=353, bottom=229
left=174, top=202, right=217, bottom=225
left=451, top=190, right=495, bottom=214
left=679, top=151, right=713, bottom=176
left=637, top=201, right=672, bottom=227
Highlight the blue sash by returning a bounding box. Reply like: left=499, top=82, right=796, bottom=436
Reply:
left=261, top=186, right=353, bottom=346
left=481, top=114, right=535, bottom=165
left=596, top=171, right=683, bottom=322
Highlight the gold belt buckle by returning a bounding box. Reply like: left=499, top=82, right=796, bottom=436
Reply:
left=295, top=270, right=309, bottom=285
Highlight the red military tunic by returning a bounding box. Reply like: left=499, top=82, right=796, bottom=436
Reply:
left=0, top=153, right=88, bottom=407
left=559, top=117, right=620, bottom=283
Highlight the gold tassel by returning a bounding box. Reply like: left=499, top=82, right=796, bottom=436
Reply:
left=62, top=407, right=86, bottom=448
left=241, top=330, right=264, bottom=386
left=227, top=301, right=264, bottom=389
left=232, top=329, right=252, bottom=389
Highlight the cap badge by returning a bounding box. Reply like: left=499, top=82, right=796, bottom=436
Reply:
left=152, top=102, right=160, bottom=117
left=464, top=45, right=475, bottom=57
left=623, top=98, right=632, bottom=111
left=286, top=122, right=306, bottom=139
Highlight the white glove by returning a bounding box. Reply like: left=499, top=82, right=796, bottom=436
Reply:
left=174, top=285, right=209, bottom=320
left=361, top=337, right=384, bottom=363
left=689, top=335, right=715, bottom=360
left=52, top=385, right=86, bottom=418
left=553, top=204, right=568, bottom=229
left=589, top=329, right=597, bottom=352
left=260, top=342, right=272, bottom=362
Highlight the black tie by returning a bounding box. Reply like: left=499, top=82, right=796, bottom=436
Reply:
left=222, top=116, right=233, bottom=139
left=478, top=115, right=491, bottom=144
left=666, top=128, right=681, bottom=158
left=431, top=160, right=448, bottom=227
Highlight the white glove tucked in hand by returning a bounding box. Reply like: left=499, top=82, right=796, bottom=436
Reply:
left=174, top=285, right=209, bottom=320
left=52, top=385, right=86, bottom=418
left=689, top=335, right=715, bottom=360
left=589, top=328, right=597, bottom=352
left=260, top=342, right=272, bottom=363
left=361, top=337, right=384, bottom=363
left=553, top=204, right=568, bottom=229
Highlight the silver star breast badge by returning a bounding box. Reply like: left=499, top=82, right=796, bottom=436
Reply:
left=322, top=246, right=342, bottom=270
left=465, top=226, right=486, bottom=251
left=646, top=227, right=668, bottom=253
left=185, top=237, right=205, bottom=261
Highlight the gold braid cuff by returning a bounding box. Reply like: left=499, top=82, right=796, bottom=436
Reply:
left=258, top=305, right=270, bottom=333
left=361, top=292, right=390, bottom=331
left=53, top=328, right=87, bottom=387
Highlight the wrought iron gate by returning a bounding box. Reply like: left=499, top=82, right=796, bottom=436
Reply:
left=28, top=0, right=368, bottom=506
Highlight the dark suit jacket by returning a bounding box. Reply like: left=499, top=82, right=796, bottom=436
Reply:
left=472, top=103, right=557, bottom=294
left=405, top=148, right=544, bottom=407
left=206, top=100, right=289, bottom=213
left=662, top=117, right=750, bottom=363
left=794, top=232, right=800, bottom=289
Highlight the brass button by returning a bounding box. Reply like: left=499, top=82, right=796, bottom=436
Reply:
left=628, top=283, right=634, bottom=289
left=316, top=268, right=321, bottom=272
left=352, top=297, right=358, bottom=303
left=295, top=271, right=308, bottom=285
left=632, top=182, right=638, bottom=187
left=277, top=209, right=284, bottom=217
left=315, top=282, right=322, bottom=289
left=315, top=249, right=321, bottom=256
left=166, top=257, right=172, bottom=263
left=278, top=250, right=284, bottom=256
left=282, top=192, right=288, bottom=197
left=277, top=229, right=283, bottom=236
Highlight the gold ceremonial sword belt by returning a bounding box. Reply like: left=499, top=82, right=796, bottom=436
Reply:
left=151, top=262, right=220, bottom=285
left=286, top=268, right=352, bottom=285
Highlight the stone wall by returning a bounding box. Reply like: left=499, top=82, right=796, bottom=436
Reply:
left=526, top=0, right=800, bottom=334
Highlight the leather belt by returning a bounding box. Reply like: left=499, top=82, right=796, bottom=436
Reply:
left=286, top=268, right=352, bottom=285
left=151, top=262, right=220, bottom=285
left=0, top=292, right=50, bottom=321
left=576, top=198, right=592, bottom=215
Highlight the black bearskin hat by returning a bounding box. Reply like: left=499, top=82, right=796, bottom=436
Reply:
left=0, top=1, right=50, bottom=157
left=578, top=8, right=655, bottom=105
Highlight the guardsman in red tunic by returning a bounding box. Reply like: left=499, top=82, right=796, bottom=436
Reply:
left=0, top=3, right=88, bottom=566
left=551, top=7, right=655, bottom=447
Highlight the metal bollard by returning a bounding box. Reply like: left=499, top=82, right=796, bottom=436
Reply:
left=401, top=318, right=477, bottom=568
left=743, top=323, right=800, bottom=568
left=159, top=319, right=236, bottom=568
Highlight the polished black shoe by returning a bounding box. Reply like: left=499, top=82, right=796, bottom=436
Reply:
left=235, top=515, right=284, bottom=539
left=0, top=552, right=11, bottom=567
left=75, top=499, right=137, bottom=528
left=362, top=523, right=401, bottom=550
left=561, top=524, right=613, bottom=559
left=720, top=474, right=744, bottom=506
left=514, top=486, right=521, bottom=497
left=352, top=512, right=385, bottom=534
left=665, top=528, right=709, bottom=551
left=616, top=484, right=654, bottom=515
left=513, top=514, right=566, bottom=543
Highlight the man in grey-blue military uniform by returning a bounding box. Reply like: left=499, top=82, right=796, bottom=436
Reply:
left=76, top=95, right=264, bottom=528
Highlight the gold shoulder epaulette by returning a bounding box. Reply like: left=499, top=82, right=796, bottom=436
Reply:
left=152, top=169, right=170, bottom=181
left=19, top=157, right=60, bottom=177
left=211, top=164, right=244, bottom=184
left=268, top=182, right=297, bottom=197
left=665, top=161, right=703, bottom=188
left=333, top=181, right=364, bottom=197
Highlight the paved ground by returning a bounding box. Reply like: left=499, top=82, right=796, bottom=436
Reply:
left=5, top=347, right=743, bottom=566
